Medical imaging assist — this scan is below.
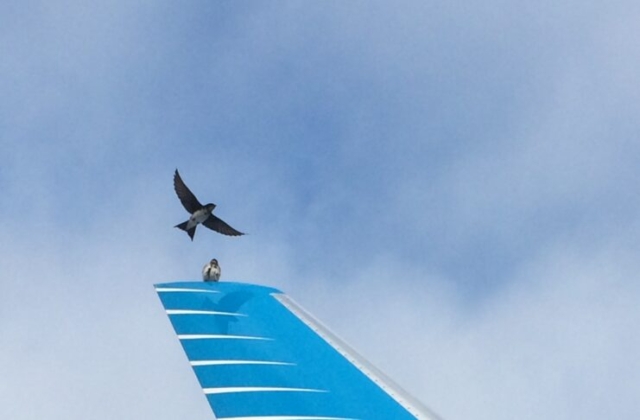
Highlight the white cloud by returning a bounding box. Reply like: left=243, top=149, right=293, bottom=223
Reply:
left=300, top=229, right=640, bottom=420
left=2, top=1, right=640, bottom=419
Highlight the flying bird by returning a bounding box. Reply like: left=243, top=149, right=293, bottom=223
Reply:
left=202, top=258, right=221, bottom=282
left=173, top=169, right=244, bottom=240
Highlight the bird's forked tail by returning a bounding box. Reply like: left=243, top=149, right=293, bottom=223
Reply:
left=175, top=221, right=196, bottom=241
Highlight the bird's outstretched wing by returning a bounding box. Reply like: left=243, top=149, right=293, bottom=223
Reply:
left=203, top=214, right=244, bottom=236
left=174, top=169, right=203, bottom=214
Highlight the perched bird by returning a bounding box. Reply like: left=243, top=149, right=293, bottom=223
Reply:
left=202, top=258, right=221, bottom=282
left=173, top=169, right=244, bottom=240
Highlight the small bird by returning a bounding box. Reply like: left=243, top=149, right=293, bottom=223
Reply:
left=202, top=258, right=221, bottom=282
left=173, top=169, right=244, bottom=240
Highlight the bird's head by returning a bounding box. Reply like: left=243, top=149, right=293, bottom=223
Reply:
left=211, top=259, right=218, bottom=266
left=204, top=203, right=216, bottom=211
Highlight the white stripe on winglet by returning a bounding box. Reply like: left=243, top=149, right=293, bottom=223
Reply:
left=155, top=288, right=219, bottom=293
left=216, top=416, right=358, bottom=420
left=191, top=360, right=294, bottom=367
left=203, top=387, right=326, bottom=395
left=166, top=309, right=246, bottom=317
left=177, top=334, right=272, bottom=341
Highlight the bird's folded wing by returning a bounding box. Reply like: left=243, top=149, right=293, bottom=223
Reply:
left=174, top=169, right=203, bottom=213
left=203, top=214, right=244, bottom=236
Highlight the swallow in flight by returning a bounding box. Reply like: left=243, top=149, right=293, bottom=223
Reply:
left=173, top=169, right=244, bottom=240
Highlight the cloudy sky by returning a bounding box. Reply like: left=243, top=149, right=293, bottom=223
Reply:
left=2, top=1, right=640, bottom=419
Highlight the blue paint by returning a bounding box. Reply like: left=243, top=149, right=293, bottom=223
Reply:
left=156, top=281, right=428, bottom=419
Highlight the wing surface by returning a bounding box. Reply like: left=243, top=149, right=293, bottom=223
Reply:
left=202, top=214, right=244, bottom=236
left=174, top=169, right=203, bottom=213
left=155, top=281, right=442, bottom=420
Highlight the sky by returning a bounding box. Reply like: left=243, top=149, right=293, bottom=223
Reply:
left=1, top=1, right=640, bottom=419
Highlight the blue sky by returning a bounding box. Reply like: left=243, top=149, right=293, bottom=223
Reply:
left=2, top=1, right=640, bottom=419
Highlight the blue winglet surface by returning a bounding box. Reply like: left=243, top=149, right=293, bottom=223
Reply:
left=155, top=281, right=441, bottom=420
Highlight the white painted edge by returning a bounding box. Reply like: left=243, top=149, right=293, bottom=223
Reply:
left=274, top=294, right=443, bottom=420
left=166, top=309, right=247, bottom=317
left=178, top=334, right=272, bottom=341
left=203, top=387, right=326, bottom=395
left=191, top=360, right=295, bottom=367
left=155, top=287, right=220, bottom=293
left=216, top=416, right=358, bottom=420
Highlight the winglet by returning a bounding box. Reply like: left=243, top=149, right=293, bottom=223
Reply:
left=155, top=281, right=442, bottom=420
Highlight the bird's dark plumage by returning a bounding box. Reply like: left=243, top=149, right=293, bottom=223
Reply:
left=173, top=169, right=244, bottom=240
left=203, top=214, right=244, bottom=236
left=174, top=170, right=203, bottom=214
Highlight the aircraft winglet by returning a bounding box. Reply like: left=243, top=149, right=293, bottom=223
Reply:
left=155, top=281, right=442, bottom=420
